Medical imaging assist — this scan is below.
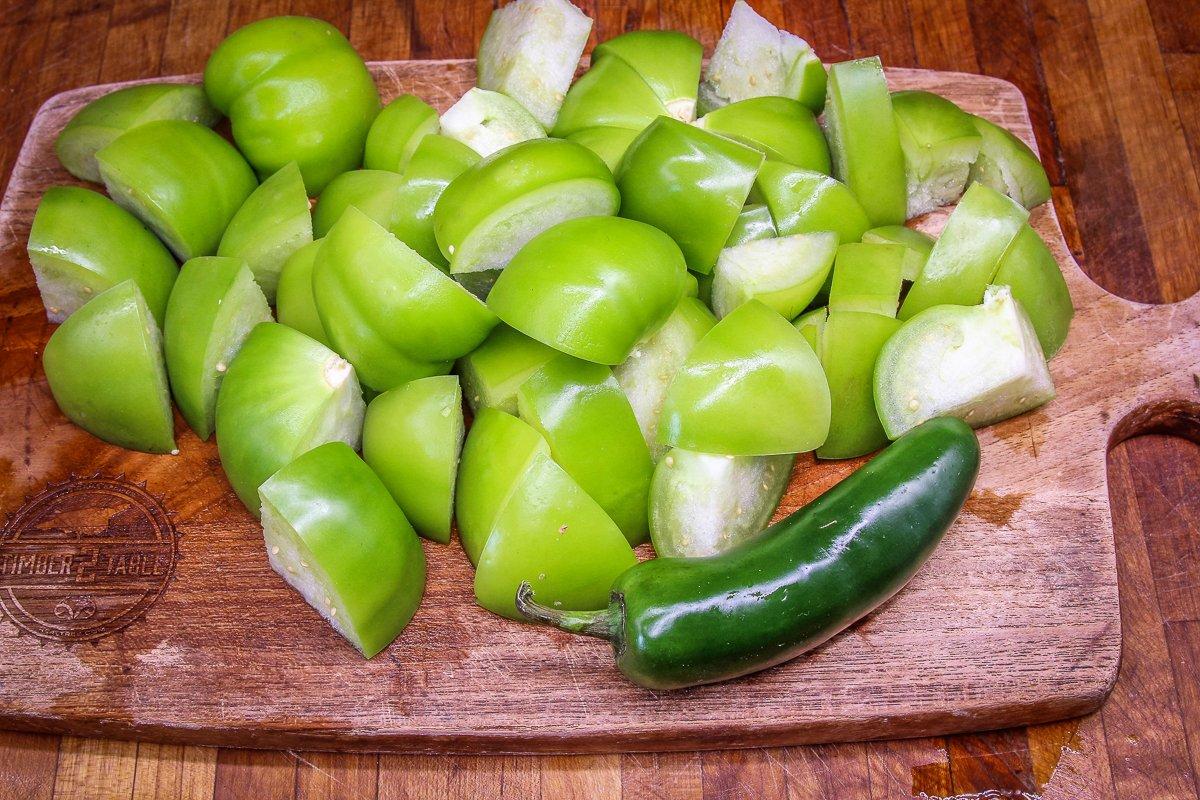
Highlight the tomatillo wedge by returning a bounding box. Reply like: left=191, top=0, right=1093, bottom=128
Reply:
left=899, top=182, right=1028, bottom=320
left=613, top=298, right=716, bottom=460
left=592, top=30, right=702, bottom=122
left=517, top=355, right=654, bottom=545
left=992, top=224, right=1074, bottom=358
left=875, top=285, right=1054, bottom=439
left=395, top=135, right=482, bottom=269
left=793, top=305, right=827, bottom=351
left=616, top=116, right=764, bottom=274
left=968, top=115, right=1051, bottom=210
left=726, top=203, right=778, bottom=248
left=163, top=256, right=272, bottom=441
left=696, top=97, right=830, bottom=174
left=476, top=0, right=593, bottom=130
left=363, top=94, right=439, bottom=173
left=700, top=0, right=826, bottom=114
left=487, top=216, right=687, bottom=365
left=757, top=162, right=871, bottom=244
left=43, top=280, right=175, bottom=454
left=891, top=90, right=981, bottom=218
left=551, top=55, right=669, bottom=138
left=823, top=56, right=907, bottom=226
left=475, top=449, right=637, bottom=620
left=275, top=241, right=329, bottom=347
left=217, top=161, right=312, bottom=302
left=711, top=232, right=838, bottom=320
left=828, top=243, right=905, bottom=317
left=649, top=448, right=793, bottom=558
left=259, top=441, right=425, bottom=659
left=362, top=375, right=464, bottom=543
left=313, top=207, right=497, bottom=391
left=563, top=126, right=642, bottom=174
left=96, top=119, right=257, bottom=262
left=439, top=88, right=546, bottom=158
left=659, top=300, right=830, bottom=456
left=55, top=83, right=219, bottom=183
left=455, top=409, right=550, bottom=566
left=517, top=416, right=979, bottom=690
left=215, top=322, right=365, bottom=515
left=861, top=225, right=933, bottom=282
left=27, top=186, right=178, bottom=324
left=312, top=169, right=405, bottom=238
left=434, top=138, right=619, bottom=276
left=457, top=324, right=557, bottom=416
left=816, top=310, right=902, bottom=459
left=204, top=16, right=380, bottom=194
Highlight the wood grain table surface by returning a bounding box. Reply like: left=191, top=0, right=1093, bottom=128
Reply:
left=0, top=0, right=1198, bottom=797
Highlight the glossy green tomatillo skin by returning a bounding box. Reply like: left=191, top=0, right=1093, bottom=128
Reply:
left=563, top=127, right=641, bottom=174
left=457, top=324, right=557, bottom=416
left=890, top=90, right=981, bottom=218
left=312, top=169, right=406, bottom=238
left=517, top=416, right=980, bottom=690
left=725, top=203, right=778, bottom=248
left=163, top=256, right=272, bottom=441
left=816, top=310, right=901, bottom=459
left=696, top=97, right=830, bottom=174
left=968, top=115, right=1051, bottom=210
left=27, top=186, right=178, bottom=325
left=204, top=16, right=381, bottom=194
left=551, top=55, right=669, bottom=138
left=756, top=162, right=871, bottom=245
left=259, top=442, right=426, bottom=659
left=616, top=116, right=764, bottom=274
left=659, top=300, right=830, bottom=456
left=96, top=119, right=257, bottom=262
left=828, top=243, right=905, bottom=317
left=487, top=216, right=687, bottom=365
left=215, top=322, right=365, bottom=515
left=363, top=94, right=439, bottom=173
left=42, top=280, right=175, bottom=454
left=56, top=83, right=220, bottom=183
left=217, top=161, right=312, bottom=302
left=275, top=241, right=329, bottom=347
left=362, top=375, right=464, bottom=543
left=591, top=30, right=702, bottom=122
left=313, top=208, right=497, bottom=391
left=517, top=355, right=654, bottom=545
left=992, top=224, right=1074, bottom=358
left=861, top=225, right=933, bottom=282
left=396, top=135, right=482, bottom=269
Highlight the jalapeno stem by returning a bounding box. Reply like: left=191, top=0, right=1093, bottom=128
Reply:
left=515, top=582, right=614, bottom=640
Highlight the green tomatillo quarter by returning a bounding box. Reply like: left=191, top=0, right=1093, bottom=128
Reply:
left=275, top=241, right=330, bottom=347
left=363, top=94, right=439, bottom=173
left=591, top=30, right=702, bottom=122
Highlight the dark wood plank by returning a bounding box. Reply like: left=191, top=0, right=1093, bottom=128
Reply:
left=292, top=751, right=378, bottom=800
left=212, top=749, right=297, bottom=800
left=348, top=0, right=412, bottom=61
left=701, top=748, right=788, bottom=800
left=843, top=0, right=916, bottom=64
left=130, top=743, right=218, bottom=800
left=160, top=0, right=232, bottom=74
left=947, top=729, right=1037, bottom=795
left=0, top=732, right=58, bottom=800
left=410, top=0, right=493, bottom=59
left=1146, top=0, right=1200, bottom=55
left=620, top=752, right=703, bottom=800
left=98, top=0, right=169, bottom=82
left=909, top=0, right=980, bottom=72
left=775, top=743, right=872, bottom=800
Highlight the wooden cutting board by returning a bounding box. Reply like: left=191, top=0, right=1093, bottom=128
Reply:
left=0, top=61, right=1194, bottom=755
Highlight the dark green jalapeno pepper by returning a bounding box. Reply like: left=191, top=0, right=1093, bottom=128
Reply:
left=517, top=416, right=979, bottom=690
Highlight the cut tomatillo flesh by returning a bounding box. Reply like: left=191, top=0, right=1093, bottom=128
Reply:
left=891, top=90, right=981, bottom=218
left=649, top=448, right=793, bottom=558
left=551, top=53, right=670, bottom=138
left=434, top=138, right=619, bottom=276
left=96, top=119, right=257, bottom=262
left=659, top=300, right=830, bottom=456
left=616, top=116, right=764, bottom=274
left=591, top=30, right=702, bottom=122
left=56, top=82, right=220, bottom=183
left=711, top=232, right=837, bottom=320
left=875, top=285, right=1055, bottom=439
left=215, top=322, right=365, bottom=515
left=259, top=442, right=425, bottom=659
left=828, top=243, right=905, bottom=317
left=457, top=324, right=557, bottom=415
left=613, top=297, right=716, bottom=461
left=517, top=355, right=654, bottom=545
left=861, top=225, right=934, bottom=282
left=163, top=256, right=272, bottom=441
left=756, top=162, right=871, bottom=244
left=968, top=115, right=1051, bottom=210
left=27, top=186, right=178, bottom=325
left=700, top=0, right=826, bottom=115
left=362, top=375, right=464, bottom=543
left=217, top=161, right=312, bottom=302
left=696, top=97, right=831, bottom=174
left=439, top=88, right=546, bottom=158
left=793, top=305, right=827, bottom=351
left=518, top=416, right=979, bottom=690
left=363, top=94, right=439, bottom=173
left=474, top=449, right=637, bottom=620
left=275, top=241, right=330, bottom=347
left=313, top=208, right=497, bottom=391
left=816, top=311, right=901, bottom=459
left=455, top=408, right=550, bottom=566
left=204, top=16, right=380, bottom=194
left=899, top=182, right=1028, bottom=320
left=476, top=0, right=592, bottom=131
left=563, top=127, right=641, bottom=174
left=726, top=203, right=777, bottom=248
left=487, top=216, right=687, bottom=364
left=823, top=56, right=907, bottom=226
left=992, top=224, right=1074, bottom=358
left=42, top=280, right=174, bottom=454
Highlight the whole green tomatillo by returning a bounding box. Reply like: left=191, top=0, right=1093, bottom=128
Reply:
left=204, top=16, right=381, bottom=194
